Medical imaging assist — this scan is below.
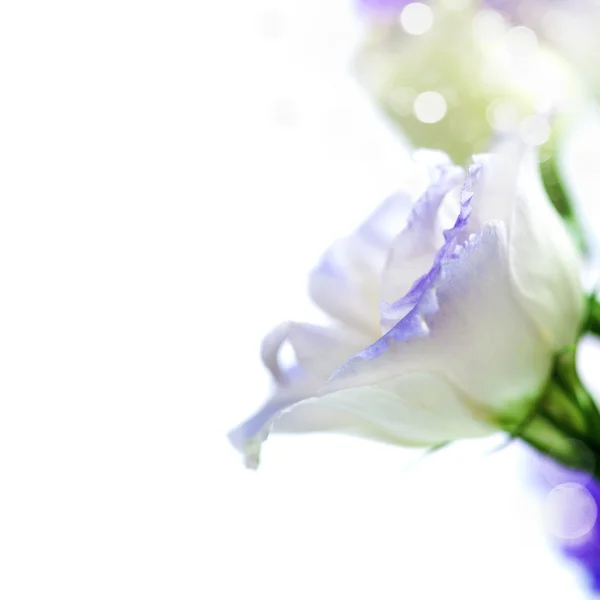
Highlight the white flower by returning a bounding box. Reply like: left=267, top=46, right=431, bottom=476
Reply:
left=229, top=144, right=584, bottom=468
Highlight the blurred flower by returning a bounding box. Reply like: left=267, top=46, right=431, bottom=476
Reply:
left=533, top=454, right=600, bottom=590
left=229, top=144, right=584, bottom=468
left=358, top=0, right=415, bottom=15
left=355, top=0, right=581, bottom=164
left=563, top=484, right=600, bottom=591
left=485, top=0, right=600, bottom=99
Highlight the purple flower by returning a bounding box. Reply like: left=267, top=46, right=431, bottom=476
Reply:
left=483, top=0, right=598, bottom=34
left=357, top=0, right=417, bottom=16
left=535, top=457, right=600, bottom=590
left=229, top=144, right=583, bottom=469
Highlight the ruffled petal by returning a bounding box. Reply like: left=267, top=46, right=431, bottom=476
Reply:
left=323, top=222, right=550, bottom=416
left=308, top=192, right=412, bottom=336
left=380, top=160, right=464, bottom=328
left=309, top=151, right=465, bottom=337
left=236, top=218, right=550, bottom=466
left=377, top=162, right=477, bottom=334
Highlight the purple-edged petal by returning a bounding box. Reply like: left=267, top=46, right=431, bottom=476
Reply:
left=228, top=381, right=320, bottom=469
left=380, top=160, right=464, bottom=328
left=308, top=192, right=413, bottom=336
left=229, top=140, right=585, bottom=469
left=230, top=323, right=373, bottom=467
left=321, top=222, right=550, bottom=417
left=239, top=220, right=551, bottom=461
left=378, top=161, right=476, bottom=332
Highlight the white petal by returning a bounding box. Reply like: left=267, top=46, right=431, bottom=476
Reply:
left=274, top=371, right=493, bottom=446
left=230, top=322, right=373, bottom=467
left=309, top=193, right=412, bottom=336
left=469, top=141, right=522, bottom=230
left=323, top=222, right=551, bottom=416
left=228, top=381, right=320, bottom=469
left=508, top=148, right=585, bottom=350
left=231, top=215, right=556, bottom=466
left=380, top=161, right=464, bottom=328
left=261, top=321, right=373, bottom=383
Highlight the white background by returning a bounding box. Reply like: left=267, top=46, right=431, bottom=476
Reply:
left=0, top=1, right=597, bottom=598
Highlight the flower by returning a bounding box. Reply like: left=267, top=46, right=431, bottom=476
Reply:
left=357, top=0, right=416, bottom=16
left=484, top=0, right=600, bottom=99
left=562, top=483, right=600, bottom=591
left=228, top=144, right=584, bottom=469
left=532, top=454, right=600, bottom=591
left=355, top=0, right=581, bottom=164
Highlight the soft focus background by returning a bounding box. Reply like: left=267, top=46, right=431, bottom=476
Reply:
left=1, top=0, right=600, bottom=598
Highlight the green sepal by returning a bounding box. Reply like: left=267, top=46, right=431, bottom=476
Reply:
left=519, top=416, right=597, bottom=475
left=554, top=346, right=600, bottom=441
left=498, top=347, right=600, bottom=480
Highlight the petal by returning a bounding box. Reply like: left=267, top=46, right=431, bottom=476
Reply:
left=378, top=162, right=476, bottom=332
left=261, top=321, right=373, bottom=384
left=274, top=371, right=493, bottom=445
left=260, top=322, right=297, bottom=384
left=230, top=322, right=373, bottom=467
left=507, top=147, right=584, bottom=350
left=325, top=222, right=551, bottom=417
left=380, top=160, right=464, bottom=328
left=467, top=142, right=584, bottom=349
left=308, top=192, right=413, bottom=336
left=228, top=381, right=319, bottom=469
left=232, top=205, right=553, bottom=465
left=468, top=141, right=522, bottom=230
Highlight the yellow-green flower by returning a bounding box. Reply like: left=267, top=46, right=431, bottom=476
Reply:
left=355, top=1, right=581, bottom=164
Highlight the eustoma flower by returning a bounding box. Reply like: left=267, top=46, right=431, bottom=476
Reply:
left=229, top=144, right=585, bottom=469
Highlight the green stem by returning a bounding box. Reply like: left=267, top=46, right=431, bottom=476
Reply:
left=586, top=293, right=600, bottom=337
left=518, top=411, right=600, bottom=477
left=508, top=348, right=600, bottom=480
left=539, top=141, right=588, bottom=256
left=554, top=348, right=600, bottom=440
